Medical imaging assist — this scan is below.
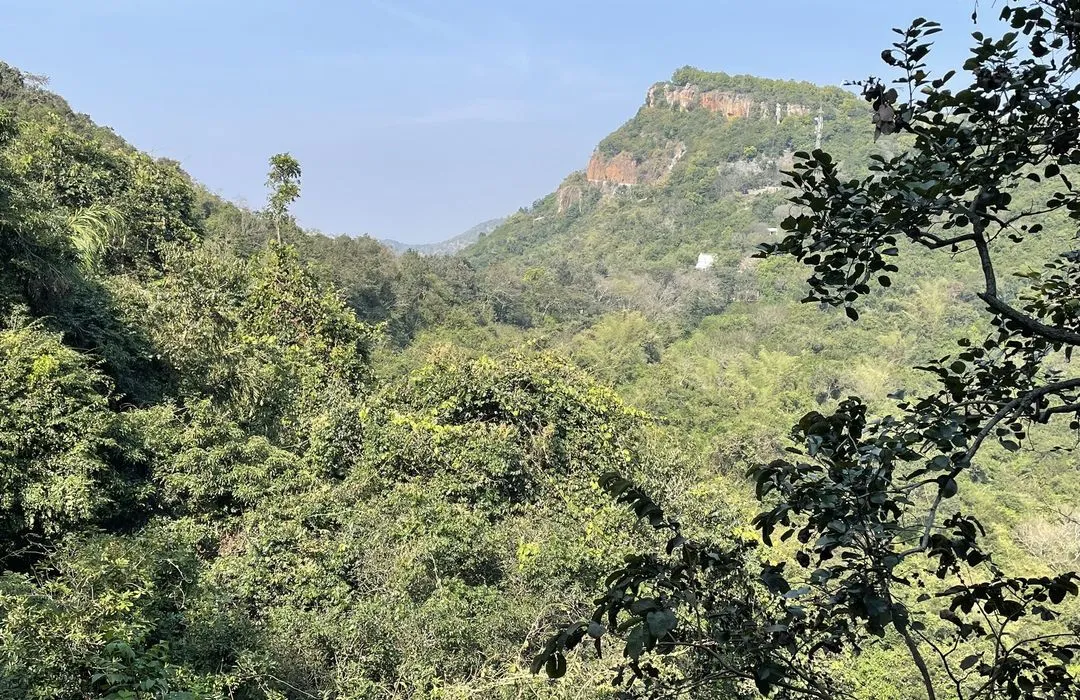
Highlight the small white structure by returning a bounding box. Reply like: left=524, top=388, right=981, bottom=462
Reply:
left=695, top=253, right=715, bottom=270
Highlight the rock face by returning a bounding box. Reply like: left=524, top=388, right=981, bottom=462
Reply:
left=586, top=151, right=640, bottom=186
left=647, top=83, right=811, bottom=121
left=586, top=141, right=686, bottom=188
left=556, top=183, right=583, bottom=214
left=582, top=80, right=813, bottom=190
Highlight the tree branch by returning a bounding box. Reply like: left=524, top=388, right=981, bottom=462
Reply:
left=906, top=229, right=978, bottom=250
left=977, top=292, right=1080, bottom=346
left=915, top=627, right=967, bottom=700
left=1038, top=402, right=1080, bottom=419
left=902, top=376, right=1080, bottom=557
left=898, top=624, right=938, bottom=700
left=963, top=377, right=1080, bottom=463
left=973, top=232, right=998, bottom=298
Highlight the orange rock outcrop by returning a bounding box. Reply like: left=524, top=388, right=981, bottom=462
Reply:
left=582, top=82, right=812, bottom=189
left=586, top=151, right=640, bottom=186
left=646, top=83, right=811, bottom=121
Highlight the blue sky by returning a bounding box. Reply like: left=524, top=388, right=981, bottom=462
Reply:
left=4, top=1, right=980, bottom=243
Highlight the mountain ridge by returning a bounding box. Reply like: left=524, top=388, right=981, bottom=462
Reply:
left=380, top=216, right=505, bottom=256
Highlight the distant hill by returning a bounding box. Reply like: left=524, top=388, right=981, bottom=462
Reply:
left=462, top=68, right=876, bottom=275
left=381, top=217, right=504, bottom=256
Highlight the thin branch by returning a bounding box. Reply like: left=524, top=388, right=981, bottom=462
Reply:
left=914, top=627, right=966, bottom=700
left=987, top=206, right=1060, bottom=228
left=906, top=229, right=978, bottom=250
left=1038, top=402, right=1080, bottom=419
left=898, top=624, right=938, bottom=700
left=901, top=376, right=1080, bottom=557
left=963, top=377, right=1080, bottom=463
left=1005, top=632, right=1080, bottom=654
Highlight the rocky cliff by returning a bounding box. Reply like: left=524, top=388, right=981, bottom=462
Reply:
left=586, top=150, right=641, bottom=186
left=646, top=83, right=811, bottom=120
left=585, top=141, right=688, bottom=188
left=585, top=78, right=815, bottom=187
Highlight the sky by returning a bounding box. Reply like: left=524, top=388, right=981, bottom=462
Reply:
left=3, top=0, right=983, bottom=243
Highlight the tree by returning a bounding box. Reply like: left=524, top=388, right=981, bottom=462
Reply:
left=0, top=320, right=115, bottom=550
left=534, top=3, right=1080, bottom=698
left=265, top=152, right=301, bottom=244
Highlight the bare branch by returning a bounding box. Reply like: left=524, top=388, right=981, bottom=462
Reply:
left=914, top=627, right=967, bottom=700
left=973, top=232, right=998, bottom=298
left=898, top=623, right=938, bottom=700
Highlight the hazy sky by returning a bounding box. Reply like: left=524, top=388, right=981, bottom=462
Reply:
left=4, top=1, right=981, bottom=243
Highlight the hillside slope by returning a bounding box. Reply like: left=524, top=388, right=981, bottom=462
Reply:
left=445, top=67, right=1080, bottom=597
left=466, top=69, right=877, bottom=271
left=0, top=61, right=678, bottom=699
left=451, top=69, right=912, bottom=333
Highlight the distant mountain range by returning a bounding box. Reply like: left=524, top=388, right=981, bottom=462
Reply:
left=380, top=217, right=505, bottom=256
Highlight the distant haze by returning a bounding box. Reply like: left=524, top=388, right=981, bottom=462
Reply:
left=382, top=217, right=505, bottom=254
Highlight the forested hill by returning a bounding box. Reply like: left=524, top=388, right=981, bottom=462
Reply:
left=465, top=68, right=874, bottom=272
left=450, top=68, right=903, bottom=333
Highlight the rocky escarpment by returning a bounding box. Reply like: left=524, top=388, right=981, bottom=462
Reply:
left=584, top=80, right=813, bottom=188
left=586, top=151, right=641, bottom=186
left=586, top=142, right=687, bottom=188
left=646, top=83, right=812, bottom=120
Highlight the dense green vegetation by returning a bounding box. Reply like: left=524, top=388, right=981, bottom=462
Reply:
left=0, top=61, right=689, bottom=699
left=2, top=1, right=1079, bottom=697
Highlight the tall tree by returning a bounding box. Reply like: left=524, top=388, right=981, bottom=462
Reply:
left=265, top=152, right=301, bottom=244
left=534, top=2, right=1080, bottom=698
